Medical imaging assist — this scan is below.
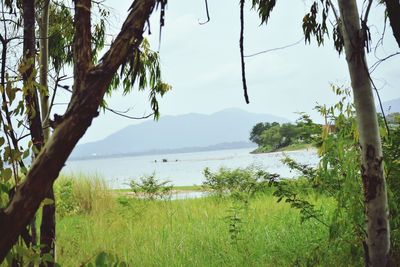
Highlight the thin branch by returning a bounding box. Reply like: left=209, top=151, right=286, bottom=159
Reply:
left=363, top=0, right=373, bottom=24
left=239, top=0, right=249, bottom=104
left=105, top=107, right=154, bottom=120
left=198, top=0, right=210, bottom=25
left=17, top=133, right=31, bottom=142
left=369, top=51, right=400, bottom=73
left=59, top=84, right=153, bottom=120
left=362, top=57, right=391, bottom=136
left=326, top=0, right=340, bottom=22
left=46, top=74, right=65, bottom=123
left=244, top=37, right=304, bottom=58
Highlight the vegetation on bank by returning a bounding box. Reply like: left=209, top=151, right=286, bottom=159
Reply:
left=55, top=188, right=334, bottom=266
left=249, top=114, right=321, bottom=153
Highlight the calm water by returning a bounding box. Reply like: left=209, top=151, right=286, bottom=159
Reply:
left=63, top=148, right=319, bottom=189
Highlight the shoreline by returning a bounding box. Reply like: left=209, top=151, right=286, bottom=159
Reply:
left=250, top=143, right=315, bottom=154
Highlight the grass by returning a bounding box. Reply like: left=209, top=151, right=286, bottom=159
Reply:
left=54, top=176, right=338, bottom=266
left=113, top=185, right=202, bottom=194
left=276, top=143, right=314, bottom=152
left=251, top=143, right=315, bottom=154
left=54, top=174, right=115, bottom=216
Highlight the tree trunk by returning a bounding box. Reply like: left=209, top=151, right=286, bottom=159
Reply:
left=22, top=1, right=43, bottom=153
left=337, top=1, right=390, bottom=266
left=384, top=0, right=400, bottom=47
left=40, top=0, right=50, bottom=141
left=0, top=0, right=156, bottom=262
left=22, top=0, right=44, bottom=255
left=39, top=188, right=55, bottom=266
left=38, top=1, right=56, bottom=265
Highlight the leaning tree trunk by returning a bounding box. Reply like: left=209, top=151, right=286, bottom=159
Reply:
left=38, top=1, right=56, bottom=265
left=337, top=1, right=390, bottom=266
left=0, top=0, right=156, bottom=262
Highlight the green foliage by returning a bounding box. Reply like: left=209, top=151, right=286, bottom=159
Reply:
left=382, top=114, right=400, bottom=262
left=260, top=124, right=281, bottom=150
left=55, top=178, right=78, bottom=217
left=5, top=244, right=59, bottom=267
left=249, top=121, right=279, bottom=146
left=250, top=117, right=321, bottom=152
left=108, top=38, right=171, bottom=120
left=84, top=252, right=127, bottom=267
left=271, top=86, right=365, bottom=265
left=202, top=167, right=275, bottom=198
left=302, top=1, right=329, bottom=45
left=55, top=175, right=114, bottom=217
left=48, top=1, right=109, bottom=71
left=251, top=0, right=277, bottom=25
left=253, top=0, right=344, bottom=54
left=48, top=2, right=74, bottom=72
left=129, top=173, right=173, bottom=200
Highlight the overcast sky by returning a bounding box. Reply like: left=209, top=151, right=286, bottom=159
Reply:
left=71, top=0, right=399, bottom=144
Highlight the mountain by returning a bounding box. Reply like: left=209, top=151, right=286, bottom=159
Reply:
left=380, top=98, right=400, bottom=114
left=71, top=108, right=289, bottom=159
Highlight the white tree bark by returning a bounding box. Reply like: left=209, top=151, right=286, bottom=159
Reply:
left=337, top=0, right=390, bottom=266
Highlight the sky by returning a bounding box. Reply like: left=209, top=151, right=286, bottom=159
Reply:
left=68, top=0, right=400, bottom=144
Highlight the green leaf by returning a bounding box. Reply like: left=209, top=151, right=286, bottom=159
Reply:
left=95, top=252, right=109, bottom=265
left=23, top=149, right=30, bottom=159
left=2, top=168, right=12, bottom=181
left=5, top=81, right=16, bottom=104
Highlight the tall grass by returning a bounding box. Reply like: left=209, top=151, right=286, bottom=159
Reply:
left=55, top=191, right=337, bottom=266
left=55, top=173, right=114, bottom=216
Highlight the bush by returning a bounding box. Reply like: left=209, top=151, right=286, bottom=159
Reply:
left=202, top=167, right=275, bottom=199
left=129, top=173, right=173, bottom=200
left=55, top=174, right=114, bottom=217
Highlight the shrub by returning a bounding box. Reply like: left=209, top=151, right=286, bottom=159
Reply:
left=202, top=167, right=275, bottom=199
left=129, top=173, right=173, bottom=200
left=55, top=174, right=114, bottom=216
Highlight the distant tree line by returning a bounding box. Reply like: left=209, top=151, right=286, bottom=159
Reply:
left=249, top=114, right=321, bottom=152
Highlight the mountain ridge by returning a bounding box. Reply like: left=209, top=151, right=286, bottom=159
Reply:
left=71, top=108, right=289, bottom=159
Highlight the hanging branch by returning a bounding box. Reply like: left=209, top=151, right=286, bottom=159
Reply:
left=106, top=107, right=154, bottom=120
left=369, top=51, right=400, bottom=73
left=198, top=0, right=210, bottom=25
left=240, top=0, right=249, bottom=104
left=366, top=67, right=391, bottom=137
left=59, top=84, right=153, bottom=120
left=244, top=37, right=304, bottom=58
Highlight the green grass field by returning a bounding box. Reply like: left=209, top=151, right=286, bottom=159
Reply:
left=55, top=190, right=337, bottom=266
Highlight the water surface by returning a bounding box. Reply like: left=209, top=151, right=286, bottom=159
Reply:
left=63, top=148, right=319, bottom=189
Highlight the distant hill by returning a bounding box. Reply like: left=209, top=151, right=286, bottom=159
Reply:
left=380, top=98, right=400, bottom=114
left=71, top=108, right=289, bottom=159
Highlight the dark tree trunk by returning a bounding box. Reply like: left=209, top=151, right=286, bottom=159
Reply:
left=384, top=0, right=400, bottom=47
left=38, top=1, right=56, bottom=265
left=22, top=1, right=43, bottom=152
left=0, top=0, right=156, bottom=262
left=39, top=188, right=55, bottom=266
left=22, top=0, right=43, bottom=254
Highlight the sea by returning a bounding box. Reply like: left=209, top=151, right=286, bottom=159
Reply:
left=63, top=147, right=319, bottom=189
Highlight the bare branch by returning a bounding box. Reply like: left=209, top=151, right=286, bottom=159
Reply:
left=198, top=0, right=210, bottom=25
left=105, top=107, right=154, bottom=120
left=369, top=51, right=400, bottom=73
left=245, top=37, right=304, bottom=58
left=239, top=0, right=249, bottom=104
